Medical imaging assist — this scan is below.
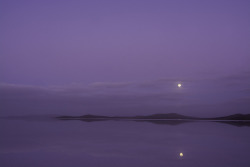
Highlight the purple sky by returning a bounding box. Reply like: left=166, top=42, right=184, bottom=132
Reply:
left=1, top=0, right=250, bottom=116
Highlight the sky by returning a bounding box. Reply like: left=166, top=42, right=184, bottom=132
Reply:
left=1, top=0, right=250, bottom=117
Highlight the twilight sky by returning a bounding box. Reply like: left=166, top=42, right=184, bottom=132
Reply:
left=1, top=0, right=250, bottom=116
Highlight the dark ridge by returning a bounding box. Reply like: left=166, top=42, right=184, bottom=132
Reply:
left=58, top=118, right=250, bottom=127
left=133, top=113, right=197, bottom=119
left=135, top=120, right=193, bottom=126
left=211, top=114, right=250, bottom=120
left=56, top=113, right=250, bottom=121
left=59, top=116, right=76, bottom=119
left=80, top=119, right=109, bottom=122
left=79, top=114, right=111, bottom=119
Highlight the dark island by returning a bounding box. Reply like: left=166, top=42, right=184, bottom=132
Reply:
left=57, top=113, right=250, bottom=121
left=56, top=113, right=250, bottom=127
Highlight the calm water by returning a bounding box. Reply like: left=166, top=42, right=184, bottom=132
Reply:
left=0, top=118, right=250, bottom=167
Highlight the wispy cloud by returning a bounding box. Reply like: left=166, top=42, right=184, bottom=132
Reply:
left=89, top=82, right=132, bottom=89
left=212, top=71, right=250, bottom=88
left=1, top=74, right=250, bottom=116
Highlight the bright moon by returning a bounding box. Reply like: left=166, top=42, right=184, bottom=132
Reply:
left=180, top=152, right=183, bottom=157
left=178, top=83, right=182, bottom=88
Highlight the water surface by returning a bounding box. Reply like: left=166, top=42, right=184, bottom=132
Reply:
left=0, top=118, right=249, bottom=167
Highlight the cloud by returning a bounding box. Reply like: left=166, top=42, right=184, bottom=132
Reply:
left=0, top=83, right=53, bottom=99
left=221, top=71, right=250, bottom=81
left=212, top=71, right=250, bottom=88
left=136, top=78, right=194, bottom=89
left=89, top=82, right=132, bottom=89
left=1, top=75, right=250, bottom=117
left=0, top=82, right=184, bottom=116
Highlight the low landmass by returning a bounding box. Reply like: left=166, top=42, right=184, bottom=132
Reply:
left=57, top=113, right=250, bottom=121
left=56, top=113, right=250, bottom=127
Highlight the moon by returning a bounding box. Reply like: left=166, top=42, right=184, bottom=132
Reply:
left=178, top=83, right=182, bottom=88
left=180, top=152, right=183, bottom=157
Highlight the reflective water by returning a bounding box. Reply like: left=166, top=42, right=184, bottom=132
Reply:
left=0, top=118, right=250, bottom=167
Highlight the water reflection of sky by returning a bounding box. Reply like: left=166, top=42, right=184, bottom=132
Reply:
left=0, top=119, right=250, bottom=167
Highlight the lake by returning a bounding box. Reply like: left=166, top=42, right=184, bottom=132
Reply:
left=0, top=118, right=250, bottom=167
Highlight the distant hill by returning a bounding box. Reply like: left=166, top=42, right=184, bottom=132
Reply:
left=133, top=113, right=196, bottom=119
left=56, top=113, right=250, bottom=121
left=211, top=114, right=250, bottom=120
